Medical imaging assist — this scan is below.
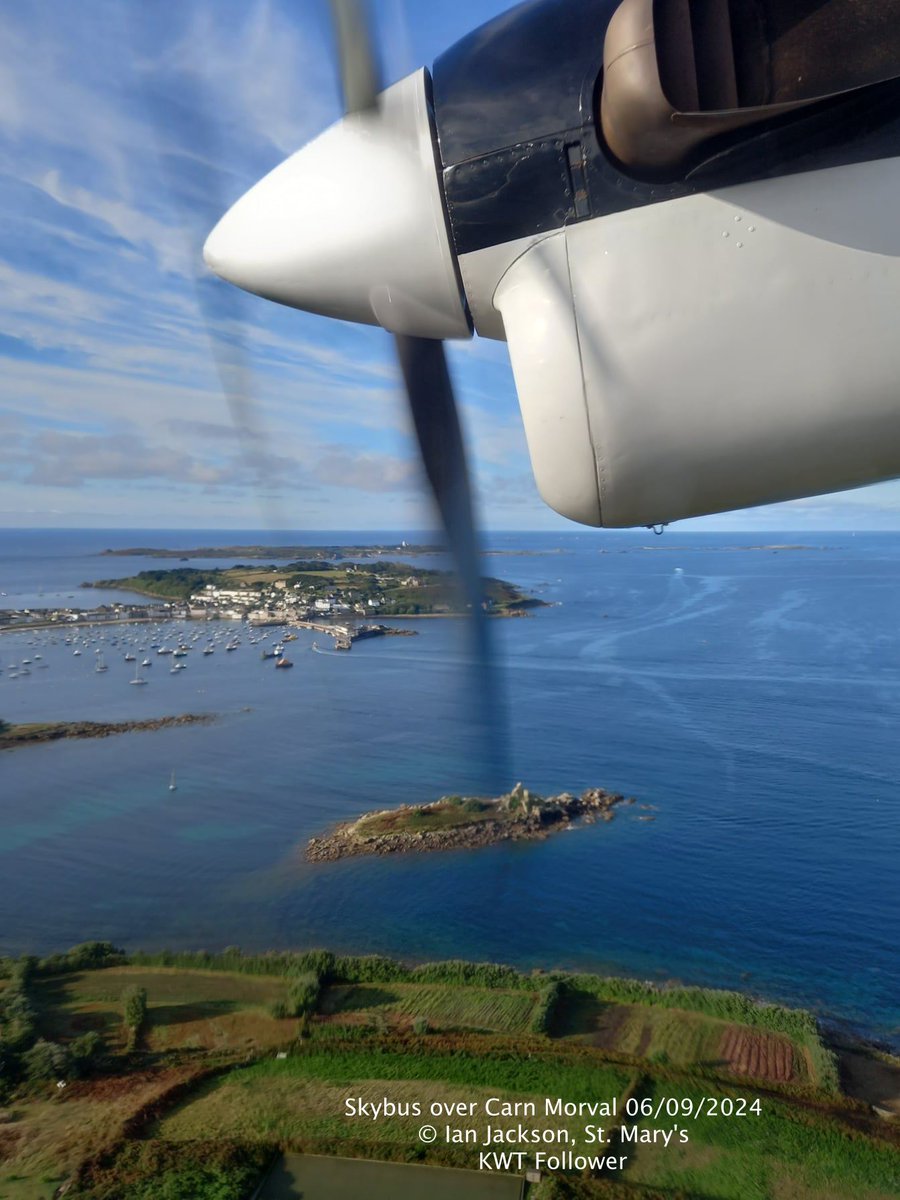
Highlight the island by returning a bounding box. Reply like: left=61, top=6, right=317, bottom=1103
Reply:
left=100, top=543, right=445, bottom=560
left=99, top=543, right=565, bottom=559
left=306, top=782, right=636, bottom=862
left=82, top=559, right=546, bottom=619
left=0, top=713, right=214, bottom=749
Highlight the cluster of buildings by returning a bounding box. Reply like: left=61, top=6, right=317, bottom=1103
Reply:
left=0, top=602, right=166, bottom=630
left=187, top=580, right=395, bottom=625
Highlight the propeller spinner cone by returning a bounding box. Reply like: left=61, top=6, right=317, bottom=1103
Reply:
left=203, top=70, right=470, bottom=341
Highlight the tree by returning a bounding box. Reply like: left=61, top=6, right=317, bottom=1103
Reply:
left=22, top=1039, right=71, bottom=1082
left=70, top=1031, right=104, bottom=1076
left=122, top=985, right=148, bottom=1047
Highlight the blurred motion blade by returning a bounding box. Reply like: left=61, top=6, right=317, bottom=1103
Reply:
left=195, top=274, right=288, bottom=531
left=126, top=11, right=287, bottom=530
left=329, top=0, right=382, bottom=113
left=394, top=334, right=507, bottom=785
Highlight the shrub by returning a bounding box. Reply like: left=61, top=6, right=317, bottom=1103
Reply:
left=410, top=960, right=530, bottom=990
left=122, top=985, right=148, bottom=1047
left=332, top=955, right=410, bottom=984
left=286, top=972, right=321, bottom=1017
left=37, top=941, right=125, bottom=976
left=531, top=981, right=563, bottom=1035
left=0, top=980, right=38, bottom=1049
left=70, top=1031, right=104, bottom=1076
left=22, top=1039, right=71, bottom=1083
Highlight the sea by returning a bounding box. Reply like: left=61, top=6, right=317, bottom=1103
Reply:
left=1, top=528, right=898, bottom=1048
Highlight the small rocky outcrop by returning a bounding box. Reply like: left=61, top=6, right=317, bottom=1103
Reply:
left=305, top=782, right=640, bottom=863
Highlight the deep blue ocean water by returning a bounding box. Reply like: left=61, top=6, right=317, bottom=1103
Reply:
left=1, top=528, right=897, bottom=1046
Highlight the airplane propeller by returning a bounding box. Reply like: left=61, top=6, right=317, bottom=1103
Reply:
left=326, top=0, right=492, bottom=697
left=204, top=0, right=506, bottom=783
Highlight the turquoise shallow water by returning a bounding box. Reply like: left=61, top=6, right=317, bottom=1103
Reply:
left=1, top=528, right=898, bottom=1046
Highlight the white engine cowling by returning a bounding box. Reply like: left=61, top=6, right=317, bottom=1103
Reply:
left=494, top=157, right=900, bottom=527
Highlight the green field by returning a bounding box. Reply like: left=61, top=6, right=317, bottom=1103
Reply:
left=622, top=1080, right=899, bottom=1200
left=0, top=945, right=896, bottom=1200
left=38, top=967, right=295, bottom=1053
left=320, top=982, right=540, bottom=1033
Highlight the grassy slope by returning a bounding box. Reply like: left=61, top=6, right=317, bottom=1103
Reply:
left=320, top=982, right=540, bottom=1033
left=623, top=1079, right=899, bottom=1200
left=2, top=963, right=897, bottom=1200
left=154, top=1046, right=633, bottom=1149
left=38, top=968, right=295, bottom=1053
left=154, top=1044, right=897, bottom=1200
left=355, top=800, right=497, bottom=837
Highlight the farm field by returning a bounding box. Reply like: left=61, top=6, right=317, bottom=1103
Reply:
left=554, top=994, right=810, bottom=1086
left=319, top=982, right=541, bottom=1033
left=37, top=967, right=296, bottom=1053
left=0, top=946, right=897, bottom=1200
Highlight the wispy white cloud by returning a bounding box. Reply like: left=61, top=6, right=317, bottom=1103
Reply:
left=17, top=0, right=881, bottom=535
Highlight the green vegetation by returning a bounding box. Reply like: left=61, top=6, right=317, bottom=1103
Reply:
left=621, top=1079, right=900, bottom=1200
left=320, top=983, right=540, bottom=1033
left=561, top=975, right=840, bottom=1093
left=121, top=986, right=148, bottom=1049
left=0, top=943, right=895, bottom=1200
left=73, top=1141, right=271, bottom=1200
left=83, top=559, right=542, bottom=616
left=530, top=981, right=563, bottom=1035
left=310, top=785, right=629, bottom=862
left=0, top=716, right=213, bottom=751
left=355, top=799, right=494, bottom=836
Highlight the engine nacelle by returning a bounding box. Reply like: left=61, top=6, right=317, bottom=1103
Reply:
left=495, top=157, right=900, bottom=527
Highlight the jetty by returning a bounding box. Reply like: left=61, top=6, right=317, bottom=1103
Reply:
left=254, top=619, right=417, bottom=651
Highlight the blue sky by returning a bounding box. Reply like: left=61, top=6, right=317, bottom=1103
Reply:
left=2, top=0, right=900, bottom=532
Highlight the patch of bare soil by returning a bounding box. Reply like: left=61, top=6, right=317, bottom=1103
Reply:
left=718, top=1026, right=795, bottom=1083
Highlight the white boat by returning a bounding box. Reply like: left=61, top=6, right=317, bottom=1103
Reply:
left=168, top=770, right=177, bottom=792
left=95, top=655, right=108, bottom=673
left=141, top=659, right=152, bottom=667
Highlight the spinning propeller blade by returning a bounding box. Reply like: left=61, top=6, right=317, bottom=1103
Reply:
left=326, top=0, right=504, bottom=779
left=329, top=0, right=381, bottom=114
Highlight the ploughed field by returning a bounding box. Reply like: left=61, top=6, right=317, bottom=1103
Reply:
left=0, top=946, right=897, bottom=1200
